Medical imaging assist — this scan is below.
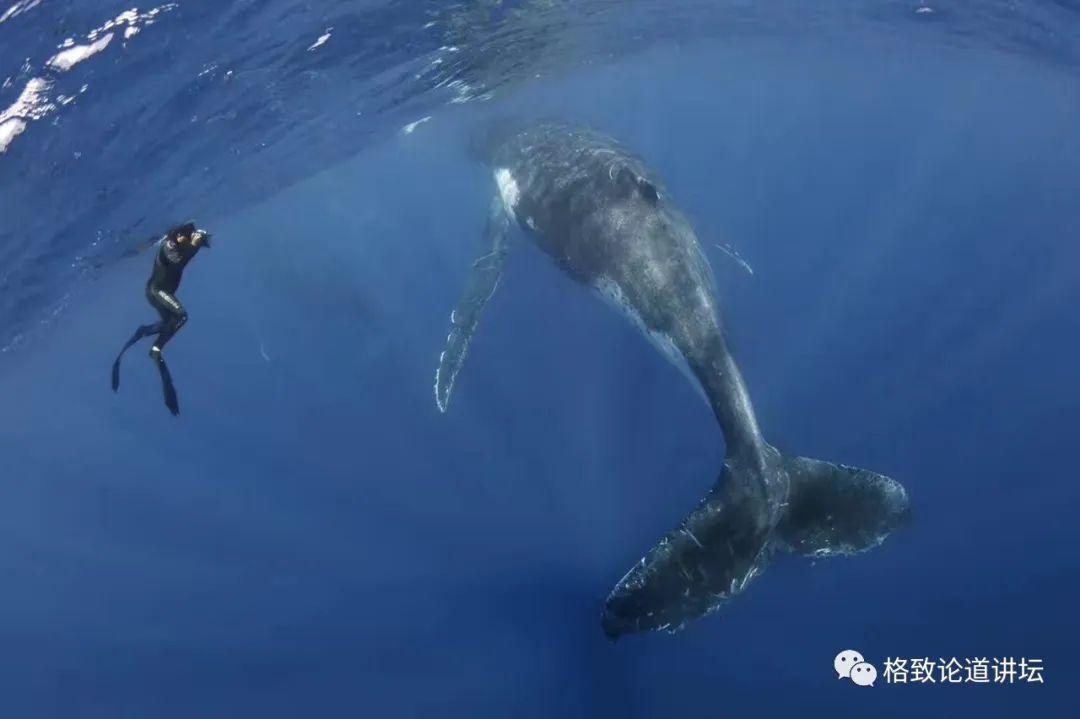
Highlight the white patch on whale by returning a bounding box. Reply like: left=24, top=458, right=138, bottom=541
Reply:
left=494, top=168, right=519, bottom=219
left=593, top=276, right=707, bottom=404
left=401, top=115, right=430, bottom=134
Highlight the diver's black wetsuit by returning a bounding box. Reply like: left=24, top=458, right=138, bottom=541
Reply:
left=111, top=229, right=206, bottom=415
left=144, top=236, right=199, bottom=350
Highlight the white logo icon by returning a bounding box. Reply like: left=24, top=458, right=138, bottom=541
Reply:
left=835, top=650, right=876, bottom=687
left=850, top=661, right=878, bottom=686
left=834, top=649, right=865, bottom=679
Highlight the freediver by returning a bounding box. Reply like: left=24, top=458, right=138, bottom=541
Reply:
left=111, top=222, right=211, bottom=415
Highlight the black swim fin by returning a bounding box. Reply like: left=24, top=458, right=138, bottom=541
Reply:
left=111, top=325, right=155, bottom=392
left=153, top=352, right=180, bottom=416
left=111, top=354, right=122, bottom=392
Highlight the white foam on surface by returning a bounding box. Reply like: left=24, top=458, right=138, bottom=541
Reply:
left=88, top=5, right=176, bottom=42
left=0, top=4, right=176, bottom=156
left=0, top=76, right=54, bottom=122
left=0, top=76, right=56, bottom=152
left=47, top=33, right=114, bottom=72
left=0, top=117, right=27, bottom=154
left=0, top=0, right=42, bottom=24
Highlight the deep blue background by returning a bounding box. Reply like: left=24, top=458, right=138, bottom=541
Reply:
left=2, top=9, right=1079, bottom=719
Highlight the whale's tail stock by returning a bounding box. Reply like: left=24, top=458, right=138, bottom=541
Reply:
left=601, top=445, right=910, bottom=639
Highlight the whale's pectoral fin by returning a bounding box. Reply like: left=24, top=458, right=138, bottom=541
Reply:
left=775, top=455, right=911, bottom=558
left=434, top=195, right=511, bottom=413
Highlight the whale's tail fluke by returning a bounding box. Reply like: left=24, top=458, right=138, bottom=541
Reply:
left=775, top=455, right=911, bottom=558
left=601, top=447, right=909, bottom=640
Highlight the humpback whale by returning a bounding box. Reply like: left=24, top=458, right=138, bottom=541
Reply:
left=435, top=122, right=910, bottom=639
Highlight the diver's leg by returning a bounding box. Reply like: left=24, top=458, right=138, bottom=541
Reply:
left=147, top=289, right=187, bottom=356
left=144, top=288, right=186, bottom=414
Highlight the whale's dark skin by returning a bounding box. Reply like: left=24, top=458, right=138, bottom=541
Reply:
left=435, top=122, right=910, bottom=639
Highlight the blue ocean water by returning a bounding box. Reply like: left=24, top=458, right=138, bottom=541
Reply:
left=1, top=1, right=1078, bottom=717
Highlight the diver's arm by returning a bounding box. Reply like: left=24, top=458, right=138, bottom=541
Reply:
left=159, top=238, right=182, bottom=264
